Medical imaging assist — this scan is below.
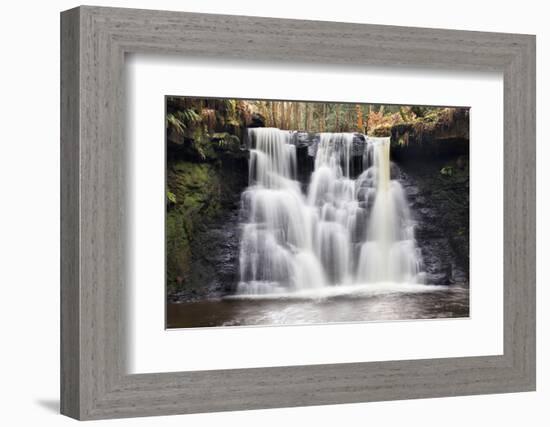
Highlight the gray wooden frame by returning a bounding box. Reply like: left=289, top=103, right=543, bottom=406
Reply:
left=60, top=5, right=536, bottom=420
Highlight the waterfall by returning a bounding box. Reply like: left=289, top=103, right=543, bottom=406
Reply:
left=355, top=137, right=424, bottom=284
left=237, top=128, right=424, bottom=296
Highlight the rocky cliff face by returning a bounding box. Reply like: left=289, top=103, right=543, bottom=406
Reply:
left=166, top=153, right=248, bottom=300
left=389, top=108, right=469, bottom=160
left=398, top=158, right=469, bottom=286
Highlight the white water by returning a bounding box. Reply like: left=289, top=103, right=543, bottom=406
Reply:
left=237, top=128, right=424, bottom=296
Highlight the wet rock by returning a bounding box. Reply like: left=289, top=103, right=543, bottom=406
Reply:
left=398, top=161, right=469, bottom=287
left=166, top=153, right=248, bottom=302
left=427, top=271, right=451, bottom=286
left=286, top=132, right=367, bottom=158
left=248, top=113, right=266, bottom=128
left=292, top=131, right=313, bottom=148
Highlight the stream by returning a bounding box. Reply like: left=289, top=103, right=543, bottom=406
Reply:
left=167, top=282, right=469, bottom=328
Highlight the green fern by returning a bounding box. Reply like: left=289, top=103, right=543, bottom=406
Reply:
left=176, top=108, right=201, bottom=125
left=440, top=166, right=454, bottom=176
left=166, top=190, right=177, bottom=204
left=211, top=132, right=240, bottom=148
left=195, top=145, right=206, bottom=160
left=166, top=113, right=185, bottom=134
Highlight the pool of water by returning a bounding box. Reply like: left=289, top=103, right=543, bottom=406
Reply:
left=166, top=282, right=469, bottom=329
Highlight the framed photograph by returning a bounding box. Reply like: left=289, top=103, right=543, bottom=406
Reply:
left=61, top=6, right=536, bottom=420
left=164, top=96, right=471, bottom=329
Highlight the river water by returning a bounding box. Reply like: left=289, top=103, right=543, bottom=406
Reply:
left=167, top=282, right=469, bottom=328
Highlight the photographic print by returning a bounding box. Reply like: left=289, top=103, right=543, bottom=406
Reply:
left=165, top=97, right=470, bottom=328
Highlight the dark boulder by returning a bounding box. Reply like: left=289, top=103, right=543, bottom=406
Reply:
left=248, top=112, right=266, bottom=128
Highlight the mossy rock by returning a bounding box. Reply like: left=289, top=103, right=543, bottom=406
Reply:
left=371, top=125, right=392, bottom=137
left=166, top=161, right=223, bottom=292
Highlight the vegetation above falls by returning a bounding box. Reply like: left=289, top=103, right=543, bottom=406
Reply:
left=166, top=96, right=468, bottom=160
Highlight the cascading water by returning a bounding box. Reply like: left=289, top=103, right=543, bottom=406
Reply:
left=355, top=137, right=424, bottom=284
left=237, top=128, right=424, bottom=296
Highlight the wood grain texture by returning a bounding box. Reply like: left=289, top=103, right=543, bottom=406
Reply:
left=60, top=7, right=80, bottom=419
left=60, top=5, right=536, bottom=420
